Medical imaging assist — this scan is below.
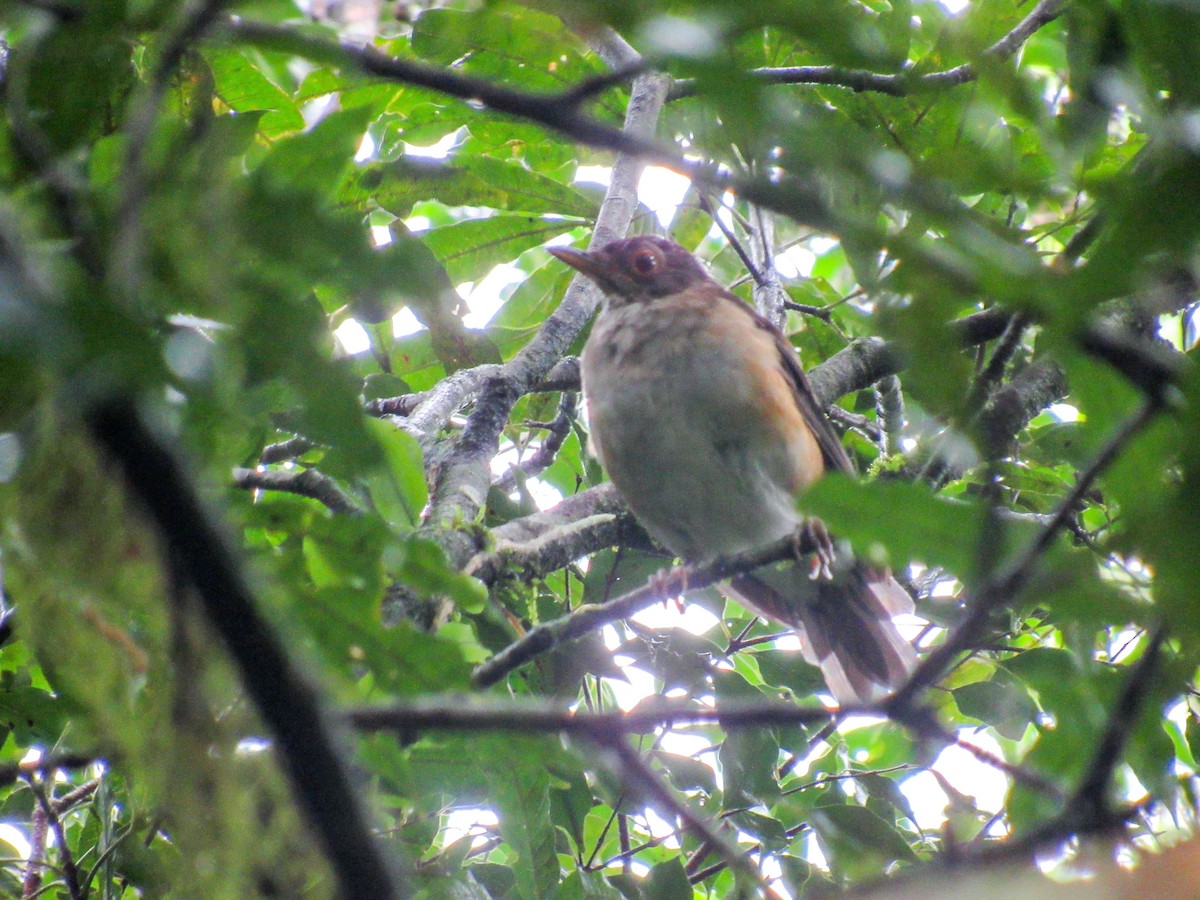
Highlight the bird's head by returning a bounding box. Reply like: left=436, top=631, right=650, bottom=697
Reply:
left=548, top=236, right=709, bottom=305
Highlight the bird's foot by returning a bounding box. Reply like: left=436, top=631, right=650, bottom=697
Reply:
left=648, top=564, right=688, bottom=612
left=798, top=519, right=835, bottom=580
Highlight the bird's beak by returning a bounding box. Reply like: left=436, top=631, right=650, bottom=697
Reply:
left=547, top=246, right=606, bottom=281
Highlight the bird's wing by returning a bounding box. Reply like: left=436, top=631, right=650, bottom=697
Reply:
left=719, top=288, right=856, bottom=475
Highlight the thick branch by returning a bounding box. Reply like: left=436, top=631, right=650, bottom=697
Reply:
left=416, top=60, right=672, bottom=554
left=977, top=359, right=1069, bottom=459
left=349, top=694, right=842, bottom=735
left=88, top=402, right=403, bottom=900
left=466, top=483, right=647, bottom=584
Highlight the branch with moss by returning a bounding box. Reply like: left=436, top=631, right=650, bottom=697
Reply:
left=88, top=402, right=403, bottom=900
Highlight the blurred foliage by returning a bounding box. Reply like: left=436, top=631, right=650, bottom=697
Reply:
left=0, top=0, right=1198, bottom=896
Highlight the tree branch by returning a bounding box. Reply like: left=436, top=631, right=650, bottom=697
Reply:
left=670, top=0, right=1065, bottom=99
left=888, top=396, right=1163, bottom=711
left=87, top=401, right=403, bottom=900
left=410, top=54, right=672, bottom=569
left=596, top=736, right=771, bottom=888
left=232, top=466, right=365, bottom=514
left=494, top=392, right=578, bottom=492
left=349, top=694, right=842, bottom=735
left=471, top=531, right=816, bottom=687
left=1057, top=626, right=1166, bottom=833
left=26, top=777, right=82, bottom=900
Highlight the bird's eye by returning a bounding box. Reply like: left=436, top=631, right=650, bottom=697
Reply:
left=631, top=249, right=659, bottom=276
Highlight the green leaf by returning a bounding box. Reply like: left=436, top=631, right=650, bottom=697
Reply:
left=719, top=726, right=781, bottom=808
left=801, top=475, right=1040, bottom=583
left=655, top=751, right=717, bottom=795
left=485, top=740, right=561, bottom=899
left=357, top=154, right=597, bottom=219
left=644, top=858, right=692, bottom=900
left=206, top=47, right=304, bottom=137
left=363, top=418, right=426, bottom=530
left=728, top=809, right=789, bottom=852
left=423, top=215, right=581, bottom=285
left=392, top=536, right=488, bottom=614
left=22, top=16, right=136, bottom=153
left=953, top=673, right=1038, bottom=741
left=809, top=803, right=918, bottom=870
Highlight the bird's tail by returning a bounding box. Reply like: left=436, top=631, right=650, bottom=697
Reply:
left=730, top=564, right=916, bottom=705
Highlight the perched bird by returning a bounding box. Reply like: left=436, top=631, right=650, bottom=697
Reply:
left=548, top=236, right=916, bottom=703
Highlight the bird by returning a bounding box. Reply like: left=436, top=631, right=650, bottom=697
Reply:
left=548, top=235, right=917, bottom=704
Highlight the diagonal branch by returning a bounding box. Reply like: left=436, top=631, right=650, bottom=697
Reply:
left=1057, top=626, right=1166, bottom=832
left=88, top=401, right=404, bottom=900
left=887, top=396, right=1164, bottom=711
left=595, top=736, right=772, bottom=889
left=412, top=49, right=672, bottom=565
left=471, top=531, right=816, bottom=687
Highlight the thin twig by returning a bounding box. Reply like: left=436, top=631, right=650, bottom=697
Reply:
left=558, top=58, right=653, bottom=105
left=232, top=466, right=364, bottom=514
left=494, top=392, right=578, bottom=492
left=889, top=396, right=1163, bottom=710
left=26, top=778, right=82, bottom=900
left=697, top=193, right=762, bottom=285
left=471, top=531, right=817, bottom=687
left=594, top=736, right=772, bottom=889
left=671, top=0, right=1065, bottom=99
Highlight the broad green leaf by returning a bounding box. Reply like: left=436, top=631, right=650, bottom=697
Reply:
left=423, top=215, right=582, bottom=285
left=809, top=803, right=919, bottom=869
left=801, top=475, right=1040, bottom=583
left=392, top=536, right=488, bottom=614
left=953, top=673, right=1038, bottom=741
left=644, top=858, right=692, bottom=900
left=206, top=47, right=304, bottom=136
left=486, top=739, right=562, bottom=899
left=356, top=154, right=597, bottom=219
left=719, top=725, right=781, bottom=808
left=362, top=417, right=426, bottom=529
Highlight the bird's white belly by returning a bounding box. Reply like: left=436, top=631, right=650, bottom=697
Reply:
left=583, top=317, right=801, bottom=560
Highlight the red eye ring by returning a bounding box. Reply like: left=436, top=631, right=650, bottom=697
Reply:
left=632, top=249, right=659, bottom=275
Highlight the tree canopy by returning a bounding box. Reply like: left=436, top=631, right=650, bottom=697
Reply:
left=1, top=0, right=1199, bottom=896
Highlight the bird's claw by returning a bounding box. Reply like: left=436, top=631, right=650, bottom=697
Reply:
left=649, top=565, right=688, bottom=612
left=798, top=519, right=835, bottom=580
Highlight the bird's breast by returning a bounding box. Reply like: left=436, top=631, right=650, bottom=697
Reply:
left=581, top=299, right=821, bottom=559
